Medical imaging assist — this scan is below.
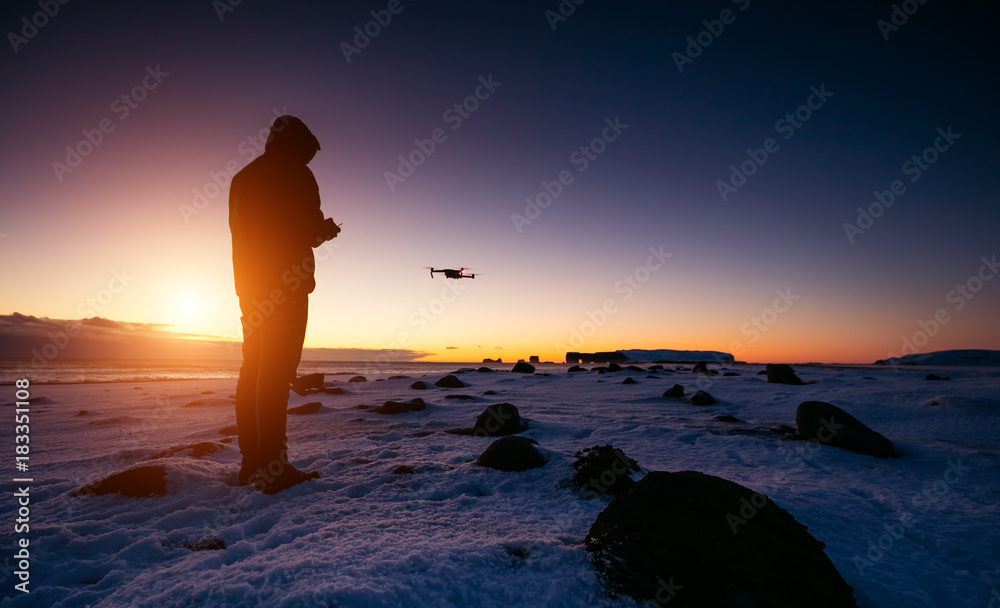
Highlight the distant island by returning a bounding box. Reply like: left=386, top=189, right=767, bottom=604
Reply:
left=566, top=349, right=734, bottom=364
left=875, top=349, right=1000, bottom=367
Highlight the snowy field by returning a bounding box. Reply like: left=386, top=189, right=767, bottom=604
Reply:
left=2, top=363, right=999, bottom=607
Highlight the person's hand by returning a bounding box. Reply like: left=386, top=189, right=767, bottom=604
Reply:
left=321, top=217, right=341, bottom=242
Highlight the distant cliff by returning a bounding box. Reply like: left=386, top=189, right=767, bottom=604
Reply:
left=876, top=349, right=1000, bottom=367
left=566, top=349, right=734, bottom=364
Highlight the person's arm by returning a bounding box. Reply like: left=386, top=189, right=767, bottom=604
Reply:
left=289, top=166, right=331, bottom=247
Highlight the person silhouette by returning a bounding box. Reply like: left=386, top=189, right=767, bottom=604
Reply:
left=228, top=115, right=340, bottom=494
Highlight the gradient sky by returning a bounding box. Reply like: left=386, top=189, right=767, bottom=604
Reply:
left=1, top=0, right=998, bottom=364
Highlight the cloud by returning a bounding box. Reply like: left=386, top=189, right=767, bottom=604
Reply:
left=301, top=347, right=434, bottom=362
left=445, top=346, right=458, bottom=350
left=0, top=313, right=436, bottom=363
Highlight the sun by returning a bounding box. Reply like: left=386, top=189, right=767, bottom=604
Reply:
left=176, top=294, right=200, bottom=320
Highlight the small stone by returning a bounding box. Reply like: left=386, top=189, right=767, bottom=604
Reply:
left=663, top=384, right=685, bottom=399
left=373, top=398, right=426, bottom=415
left=291, top=373, right=325, bottom=395
left=687, top=390, right=716, bottom=406
left=434, top=375, right=465, bottom=389
left=287, top=402, right=322, bottom=415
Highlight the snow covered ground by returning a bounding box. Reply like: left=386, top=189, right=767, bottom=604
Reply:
left=3, top=363, right=999, bottom=607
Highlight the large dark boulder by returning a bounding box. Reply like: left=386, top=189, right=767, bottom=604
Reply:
left=511, top=361, right=535, bottom=374
left=586, top=471, right=858, bottom=607
left=571, top=445, right=640, bottom=498
left=410, top=380, right=429, bottom=390
left=476, top=436, right=547, bottom=472
left=434, top=375, right=465, bottom=388
left=795, top=401, right=895, bottom=458
left=766, top=363, right=804, bottom=385
left=72, top=465, right=167, bottom=498
left=473, top=403, right=527, bottom=436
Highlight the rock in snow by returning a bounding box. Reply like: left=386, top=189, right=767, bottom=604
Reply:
left=586, top=470, right=859, bottom=607
left=291, top=373, right=325, bottom=395
left=766, top=363, right=805, bottom=385
left=795, top=401, right=895, bottom=458
left=476, top=436, right=547, bottom=472
left=571, top=445, right=640, bottom=498
left=473, top=403, right=528, bottom=436
left=73, top=465, right=168, bottom=498
left=434, top=375, right=465, bottom=388
left=662, top=384, right=685, bottom=399
left=373, top=398, right=426, bottom=415
left=686, top=390, right=716, bottom=405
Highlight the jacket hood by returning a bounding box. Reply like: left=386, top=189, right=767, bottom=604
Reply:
left=265, top=115, right=320, bottom=164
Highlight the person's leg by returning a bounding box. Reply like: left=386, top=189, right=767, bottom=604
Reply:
left=254, top=295, right=317, bottom=493
left=234, top=299, right=262, bottom=484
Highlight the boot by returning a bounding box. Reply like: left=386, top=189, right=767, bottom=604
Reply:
left=254, top=448, right=318, bottom=494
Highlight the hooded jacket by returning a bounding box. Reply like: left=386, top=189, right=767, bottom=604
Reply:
left=229, top=116, right=325, bottom=301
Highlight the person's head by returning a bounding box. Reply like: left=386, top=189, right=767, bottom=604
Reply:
left=265, top=115, right=320, bottom=164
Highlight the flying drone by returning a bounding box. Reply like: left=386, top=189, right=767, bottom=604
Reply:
left=428, top=267, right=476, bottom=279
